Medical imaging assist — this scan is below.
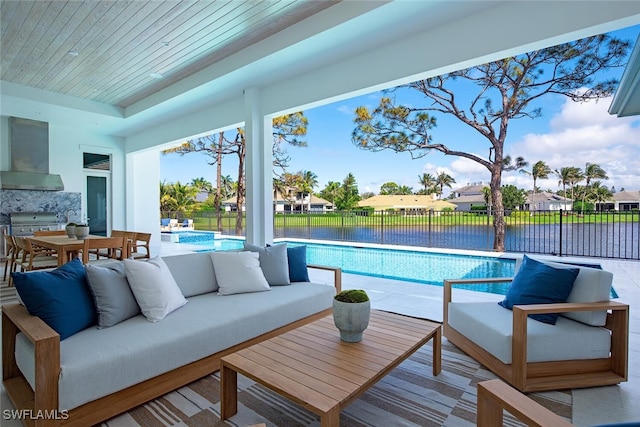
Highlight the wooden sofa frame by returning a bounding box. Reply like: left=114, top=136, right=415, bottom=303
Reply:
left=2, top=265, right=341, bottom=427
left=477, top=379, right=575, bottom=427
left=443, top=277, right=629, bottom=393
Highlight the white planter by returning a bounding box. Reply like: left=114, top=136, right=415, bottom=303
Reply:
left=74, top=225, right=90, bottom=240
left=332, top=299, right=370, bottom=342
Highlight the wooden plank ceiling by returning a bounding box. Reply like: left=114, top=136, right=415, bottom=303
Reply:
left=0, top=0, right=338, bottom=108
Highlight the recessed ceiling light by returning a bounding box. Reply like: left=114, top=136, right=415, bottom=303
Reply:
left=161, top=41, right=170, bottom=47
left=149, top=73, right=164, bottom=79
left=68, top=50, right=79, bottom=56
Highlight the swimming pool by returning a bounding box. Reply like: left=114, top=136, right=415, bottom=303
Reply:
left=174, top=232, right=517, bottom=294
left=169, top=233, right=615, bottom=297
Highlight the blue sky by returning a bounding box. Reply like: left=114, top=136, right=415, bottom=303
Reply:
left=161, top=25, right=640, bottom=196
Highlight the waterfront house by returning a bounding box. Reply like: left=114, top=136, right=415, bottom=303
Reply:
left=358, top=194, right=456, bottom=214
left=447, top=194, right=487, bottom=211
left=612, top=190, right=640, bottom=211
left=524, top=192, right=573, bottom=211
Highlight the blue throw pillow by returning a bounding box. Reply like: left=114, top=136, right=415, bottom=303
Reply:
left=12, top=258, right=97, bottom=340
left=498, top=255, right=579, bottom=325
left=287, top=245, right=309, bottom=282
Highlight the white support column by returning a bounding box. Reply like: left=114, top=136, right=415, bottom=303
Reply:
left=244, top=87, right=273, bottom=246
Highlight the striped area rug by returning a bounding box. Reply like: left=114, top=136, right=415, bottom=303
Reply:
left=100, top=339, right=571, bottom=427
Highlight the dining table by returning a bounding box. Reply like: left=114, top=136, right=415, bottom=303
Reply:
left=27, top=235, right=110, bottom=266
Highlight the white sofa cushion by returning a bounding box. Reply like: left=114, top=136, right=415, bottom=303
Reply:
left=124, top=257, right=188, bottom=322
left=211, top=251, right=270, bottom=295
left=448, top=302, right=611, bottom=364
left=161, top=252, right=218, bottom=296
left=514, top=256, right=612, bottom=326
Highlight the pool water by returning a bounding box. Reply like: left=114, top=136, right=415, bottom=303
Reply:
left=181, top=233, right=516, bottom=294
left=175, top=233, right=616, bottom=297
left=287, top=242, right=516, bottom=294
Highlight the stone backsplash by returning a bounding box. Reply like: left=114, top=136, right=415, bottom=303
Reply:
left=0, top=189, right=82, bottom=226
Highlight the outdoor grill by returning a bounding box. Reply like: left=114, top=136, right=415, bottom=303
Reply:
left=9, top=212, right=61, bottom=236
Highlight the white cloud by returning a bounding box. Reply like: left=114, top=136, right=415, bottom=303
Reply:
left=508, top=96, right=640, bottom=191
left=336, top=105, right=353, bottom=115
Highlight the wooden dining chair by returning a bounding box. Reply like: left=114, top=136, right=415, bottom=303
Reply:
left=82, top=237, right=129, bottom=264
left=13, top=237, right=59, bottom=273
left=3, top=234, right=19, bottom=286
left=91, top=230, right=136, bottom=259
left=131, top=232, right=151, bottom=259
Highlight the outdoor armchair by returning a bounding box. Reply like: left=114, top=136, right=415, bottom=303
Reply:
left=443, top=256, right=629, bottom=392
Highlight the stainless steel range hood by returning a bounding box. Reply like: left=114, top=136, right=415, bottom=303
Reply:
left=1, top=117, right=65, bottom=191
left=0, top=171, right=64, bottom=191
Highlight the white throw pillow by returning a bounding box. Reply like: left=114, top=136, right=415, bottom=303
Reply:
left=210, top=251, right=270, bottom=295
left=124, top=257, right=188, bottom=322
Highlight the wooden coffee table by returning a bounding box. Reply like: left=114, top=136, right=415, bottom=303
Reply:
left=220, top=310, right=441, bottom=427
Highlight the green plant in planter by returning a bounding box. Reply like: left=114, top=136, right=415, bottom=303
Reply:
left=334, top=289, right=369, bottom=303
left=333, top=289, right=370, bottom=342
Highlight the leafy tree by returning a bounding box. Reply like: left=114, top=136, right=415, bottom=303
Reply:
left=298, top=170, right=318, bottom=211
left=501, top=184, right=527, bottom=210
left=520, top=160, right=552, bottom=210
left=319, top=181, right=341, bottom=207
left=360, top=191, right=376, bottom=199
left=335, top=173, right=361, bottom=210
left=380, top=182, right=400, bottom=195
left=435, top=171, right=456, bottom=199
left=352, top=34, right=629, bottom=251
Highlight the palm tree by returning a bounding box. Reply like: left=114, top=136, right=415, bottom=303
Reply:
left=190, top=177, right=212, bottom=192
left=299, top=170, right=318, bottom=212
left=520, top=160, right=551, bottom=211
left=171, top=182, right=199, bottom=215
left=589, top=181, right=613, bottom=210
left=435, top=172, right=456, bottom=199
left=319, top=181, right=341, bottom=209
left=397, top=185, right=414, bottom=195
left=581, top=163, right=608, bottom=213
left=160, top=181, right=176, bottom=214
left=555, top=166, right=581, bottom=199
left=418, top=173, right=436, bottom=194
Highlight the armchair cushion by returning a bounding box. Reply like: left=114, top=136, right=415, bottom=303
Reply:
left=499, top=255, right=578, bottom=325
left=519, top=256, right=613, bottom=326
left=448, top=302, right=611, bottom=364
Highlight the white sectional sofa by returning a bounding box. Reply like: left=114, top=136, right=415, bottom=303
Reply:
left=3, top=250, right=341, bottom=427
left=443, top=254, right=629, bottom=392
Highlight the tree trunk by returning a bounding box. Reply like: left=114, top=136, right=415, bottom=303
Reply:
left=490, top=167, right=505, bottom=252
left=235, top=142, right=245, bottom=236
